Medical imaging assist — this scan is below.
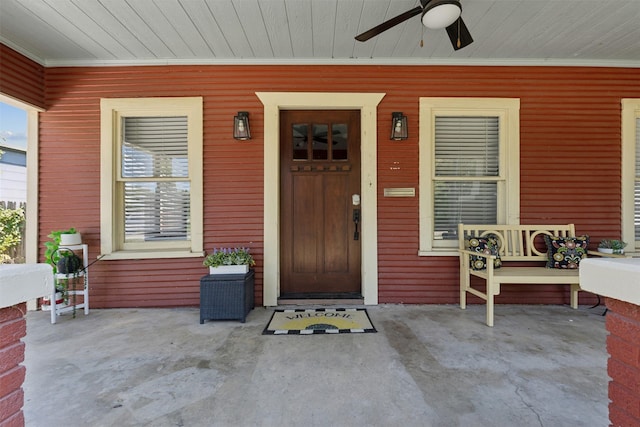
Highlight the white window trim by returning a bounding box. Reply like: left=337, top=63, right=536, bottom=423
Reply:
left=418, top=97, right=520, bottom=256
left=622, top=98, right=640, bottom=254
left=100, top=97, right=203, bottom=259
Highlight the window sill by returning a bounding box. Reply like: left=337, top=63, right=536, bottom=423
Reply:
left=100, top=250, right=205, bottom=261
left=418, top=250, right=459, bottom=257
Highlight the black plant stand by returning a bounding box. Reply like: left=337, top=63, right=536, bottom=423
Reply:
left=200, top=270, right=255, bottom=323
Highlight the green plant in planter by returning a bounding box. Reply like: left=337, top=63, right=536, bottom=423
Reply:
left=56, top=250, right=83, bottom=274
left=203, top=247, right=256, bottom=268
left=598, top=239, right=627, bottom=254
left=44, top=228, right=78, bottom=274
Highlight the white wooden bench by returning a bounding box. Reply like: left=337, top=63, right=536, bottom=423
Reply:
left=458, top=223, right=585, bottom=327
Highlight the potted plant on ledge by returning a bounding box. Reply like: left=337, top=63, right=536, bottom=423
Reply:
left=598, top=239, right=627, bottom=255
left=203, top=247, right=255, bottom=275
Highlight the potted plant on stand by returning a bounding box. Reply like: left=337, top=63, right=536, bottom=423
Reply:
left=597, top=239, right=627, bottom=255
left=42, top=228, right=84, bottom=314
left=203, top=247, right=255, bottom=275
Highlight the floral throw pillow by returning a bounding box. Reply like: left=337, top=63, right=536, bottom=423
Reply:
left=467, top=236, right=502, bottom=271
left=544, top=235, right=590, bottom=269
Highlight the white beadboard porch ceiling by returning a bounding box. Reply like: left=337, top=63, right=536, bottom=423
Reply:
left=0, top=0, right=639, bottom=67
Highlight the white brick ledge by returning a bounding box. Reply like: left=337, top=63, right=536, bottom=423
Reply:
left=580, top=258, right=640, bottom=306
left=0, top=264, right=53, bottom=308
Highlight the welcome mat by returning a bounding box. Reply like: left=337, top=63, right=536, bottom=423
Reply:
left=263, top=308, right=377, bottom=335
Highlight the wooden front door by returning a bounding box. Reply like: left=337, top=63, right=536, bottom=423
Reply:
left=280, top=110, right=361, bottom=295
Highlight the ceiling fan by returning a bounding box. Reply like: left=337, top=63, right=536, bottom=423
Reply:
left=355, top=0, right=473, bottom=51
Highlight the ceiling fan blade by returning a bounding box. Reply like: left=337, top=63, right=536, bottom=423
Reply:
left=445, top=17, right=473, bottom=50
left=355, top=6, right=423, bottom=42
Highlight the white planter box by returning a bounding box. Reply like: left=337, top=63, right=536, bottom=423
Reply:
left=209, top=265, right=249, bottom=275
left=597, top=248, right=624, bottom=255
left=60, top=233, right=82, bottom=246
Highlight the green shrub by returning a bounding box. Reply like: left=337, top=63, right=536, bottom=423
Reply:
left=0, top=206, right=25, bottom=263
left=203, top=247, right=255, bottom=268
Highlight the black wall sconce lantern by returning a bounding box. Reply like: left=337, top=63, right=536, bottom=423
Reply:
left=233, top=111, right=251, bottom=140
left=390, top=112, right=408, bottom=140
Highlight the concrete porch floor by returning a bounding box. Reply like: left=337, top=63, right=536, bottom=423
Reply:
left=23, top=304, right=609, bottom=427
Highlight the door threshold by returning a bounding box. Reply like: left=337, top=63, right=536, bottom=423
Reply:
left=278, top=292, right=364, bottom=306
left=278, top=298, right=364, bottom=306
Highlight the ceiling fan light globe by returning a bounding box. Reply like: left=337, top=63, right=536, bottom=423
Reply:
left=421, top=1, right=462, bottom=29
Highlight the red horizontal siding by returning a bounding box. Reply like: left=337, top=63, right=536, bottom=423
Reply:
left=0, top=44, right=45, bottom=108
left=28, top=62, right=640, bottom=308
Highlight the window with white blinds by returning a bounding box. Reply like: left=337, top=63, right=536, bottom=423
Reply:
left=635, top=117, right=640, bottom=241
left=622, top=99, right=640, bottom=253
left=419, top=98, right=520, bottom=253
left=121, top=116, right=190, bottom=242
left=100, top=97, right=203, bottom=259
left=434, top=116, right=499, bottom=239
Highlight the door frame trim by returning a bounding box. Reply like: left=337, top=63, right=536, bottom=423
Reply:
left=257, top=92, right=385, bottom=306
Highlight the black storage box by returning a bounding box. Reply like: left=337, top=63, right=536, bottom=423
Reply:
left=200, top=270, right=255, bottom=323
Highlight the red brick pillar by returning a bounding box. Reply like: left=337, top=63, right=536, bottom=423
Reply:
left=605, top=297, right=640, bottom=427
left=0, top=303, right=27, bottom=427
